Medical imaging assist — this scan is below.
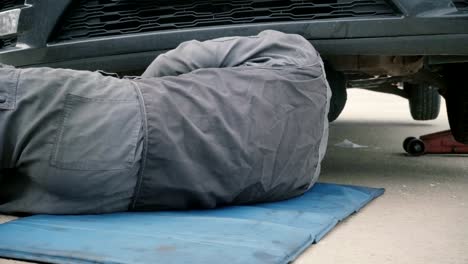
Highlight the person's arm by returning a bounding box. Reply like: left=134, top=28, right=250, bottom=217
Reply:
left=141, top=30, right=320, bottom=78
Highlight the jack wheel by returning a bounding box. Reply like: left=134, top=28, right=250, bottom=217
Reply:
left=405, top=138, right=425, bottom=156
left=403, top=136, right=417, bottom=152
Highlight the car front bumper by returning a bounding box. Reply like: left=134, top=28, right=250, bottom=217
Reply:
left=1, top=0, right=468, bottom=72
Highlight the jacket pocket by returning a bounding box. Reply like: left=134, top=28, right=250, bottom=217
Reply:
left=0, top=68, right=20, bottom=111
left=51, top=94, right=141, bottom=170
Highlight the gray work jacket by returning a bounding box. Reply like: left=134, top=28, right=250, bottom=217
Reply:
left=131, top=30, right=331, bottom=210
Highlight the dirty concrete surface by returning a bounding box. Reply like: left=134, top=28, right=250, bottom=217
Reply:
left=1, top=89, right=467, bottom=264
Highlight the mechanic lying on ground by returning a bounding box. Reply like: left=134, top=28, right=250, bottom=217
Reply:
left=0, top=30, right=331, bottom=214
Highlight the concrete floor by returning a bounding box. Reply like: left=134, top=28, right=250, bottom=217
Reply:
left=1, top=89, right=468, bottom=264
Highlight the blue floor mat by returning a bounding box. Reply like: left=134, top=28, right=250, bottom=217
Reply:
left=0, top=183, right=384, bottom=264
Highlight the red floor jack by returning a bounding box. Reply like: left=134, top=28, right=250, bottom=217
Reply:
left=403, top=130, right=468, bottom=156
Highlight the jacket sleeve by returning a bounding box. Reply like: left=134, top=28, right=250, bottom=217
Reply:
left=141, top=30, right=321, bottom=78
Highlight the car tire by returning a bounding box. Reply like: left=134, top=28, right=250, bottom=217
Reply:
left=443, top=64, right=468, bottom=144
left=404, top=83, right=441, bottom=121
left=326, top=66, right=347, bottom=122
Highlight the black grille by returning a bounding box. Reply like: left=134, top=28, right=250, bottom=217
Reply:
left=0, top=36, right=17, bottom=49
left=51, top=0, right=399, bottom=42
left=0, top=0, right=24, bottom=11
left=453, top=0, right=468, bottom=11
